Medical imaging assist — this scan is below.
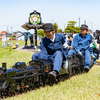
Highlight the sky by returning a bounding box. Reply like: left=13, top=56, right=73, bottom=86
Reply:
left=0, top=0, right=100, bottom=33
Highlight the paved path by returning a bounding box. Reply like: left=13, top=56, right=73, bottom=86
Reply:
left=15, top=46, right=40, bottom=53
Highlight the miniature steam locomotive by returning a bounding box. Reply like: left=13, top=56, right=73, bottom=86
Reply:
left=0, top=54, right=94, bottom=96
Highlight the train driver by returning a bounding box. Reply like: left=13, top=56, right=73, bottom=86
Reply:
left=32, top=23, right=68, bottom=81
left=68, top=24, right=92, bottom=72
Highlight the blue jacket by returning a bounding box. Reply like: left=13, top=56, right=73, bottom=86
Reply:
left=72, top=33, right=93, bottom=53
left=24, top=33, right=28, bottom=40
left=68, top=40, right=72, bottom=46
left=39, top=33, right=68, bottom=60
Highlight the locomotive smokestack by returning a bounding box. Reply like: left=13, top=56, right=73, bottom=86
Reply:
left=2, top=62, right=7, bottom=71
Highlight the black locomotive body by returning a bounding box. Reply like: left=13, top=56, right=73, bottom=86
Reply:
left=0, top=54, right=94, bottom=96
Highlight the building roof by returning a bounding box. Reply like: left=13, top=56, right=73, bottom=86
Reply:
left=1, top=31, right=7, bottom=33
left=15, top=34, right=24, bottom=38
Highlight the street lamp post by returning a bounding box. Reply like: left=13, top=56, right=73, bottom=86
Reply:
left=79, top=18, right=80, bottom=33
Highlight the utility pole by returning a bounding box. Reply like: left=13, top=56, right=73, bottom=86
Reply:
left=52, top=19, right=53, bottom=24
left=79, top=18, right=80, bottom=33
left=11, top=26, right=12, bottom=40
left=7, top=25, right=9, bottom=33
left=84, top=20, right=86, bottom=25
left=90, top=22, right=92, bottom=32
left=64, top=24, right=65, bottom=33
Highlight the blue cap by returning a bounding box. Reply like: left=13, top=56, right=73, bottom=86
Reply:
left=43, top=23, right=54, bottom=32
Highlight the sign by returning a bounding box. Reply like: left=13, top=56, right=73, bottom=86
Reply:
left=2, top=33, right=6, bottom=48
left=2, top=33, right=6, bottom=42
left=29, top=10, right=41, bottom=25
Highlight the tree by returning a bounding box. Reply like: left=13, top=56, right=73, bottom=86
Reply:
left=37, top=29, right=45, bottom=37
left=57, top=28, right=63, bottom=33
left=65, top=21, right=77, bottom=33
left=9, top=36, right=15, bottom=40
left=75, top=27, right=80, bottom=33
left=53, top=23, right=58, bottom=33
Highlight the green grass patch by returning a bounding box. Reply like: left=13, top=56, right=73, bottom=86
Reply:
left=0, top=48, right=100, bottom=100
left=4, top=64, right=100, bottom=100
left=0, top=47, right=33, bottom=68
left=0, top=40, right=41, bottom=47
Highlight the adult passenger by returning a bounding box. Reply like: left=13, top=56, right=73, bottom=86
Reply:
left=95, top=30, right=100, bottom=49
left=68, top=35, right=73, bottom=49
left=68, top=24, right=92, bottom=72
left=73, top=30, right=77, bottom=37
left=32, top=23, right=68, bottom=81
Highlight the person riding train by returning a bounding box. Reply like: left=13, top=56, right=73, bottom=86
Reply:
left=68, top=24, right=93, bottom=72
left=32, top=23, right=68, bottom=81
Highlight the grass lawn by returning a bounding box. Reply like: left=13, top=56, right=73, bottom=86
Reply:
left=0, top=47, right=33, bottom=68
left=0, top=47, right=100, bottom=100
left=0, top=40, right=41, bottom=47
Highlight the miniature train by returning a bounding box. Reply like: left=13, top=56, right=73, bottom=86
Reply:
left=0, top=54, right=94, bottom=96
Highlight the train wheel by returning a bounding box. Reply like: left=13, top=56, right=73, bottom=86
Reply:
left=49, top=77, right=55, bottom=86
left=27, top=81, right=31, bottom=91
left=58, top=75, right=66, bottom=82
left=58, top=76, right=63, bottom=81
left=21, top=80, right=27, bottom=92
left=68, top=62, right=73, bottom=76
left=78, top=65, right=83, bottom=73
left=15, top=84, right=20, bottom=94
left=0, top=92, right=1, bottom=97
left=39, top=79, right=44, bottom=86
left=39, top=75, right=45, bottom=86
left=29, top=80, right=34, bottom=90
left=10, top=92, right=15, bottom=97
left=0, top=91, right=3, bottom=97
left=1, top=91, right=6, bottom=97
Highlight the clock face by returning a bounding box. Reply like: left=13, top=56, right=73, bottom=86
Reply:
left=33, top=17, right=38, bottom=22
left=30, top=14, right=41, bottom=25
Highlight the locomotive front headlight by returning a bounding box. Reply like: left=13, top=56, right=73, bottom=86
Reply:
left=0, top=71, right=4, bottom=80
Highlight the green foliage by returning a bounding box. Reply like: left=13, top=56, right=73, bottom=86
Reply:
left=53, top=23, right=58, bottom=33
left=65, top=21, right=79, bottom=33
left=75, top=27, right=80, bottom=33
left=10, top=35, right=14, bottom=40
left=37, top=29, right=45, bottom=37
left=67, top=21, right=76, bottom=26
left=10, top=35, right=13, bottom=38
left=57, top=28, right=63, bottom=33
